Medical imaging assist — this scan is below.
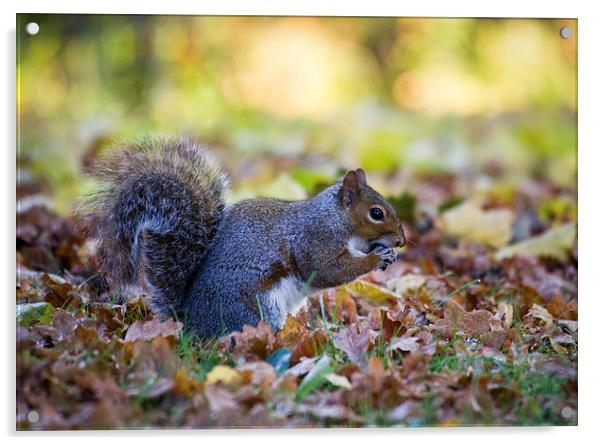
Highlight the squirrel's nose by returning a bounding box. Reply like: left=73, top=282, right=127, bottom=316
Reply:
left=397, top=224, right=406, bottom=247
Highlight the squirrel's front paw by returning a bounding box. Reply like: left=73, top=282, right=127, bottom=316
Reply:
left=373, top=246, right=397, bottom=271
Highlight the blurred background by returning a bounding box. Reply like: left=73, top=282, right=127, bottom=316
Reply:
left=17, top=15, right=576, bottom=220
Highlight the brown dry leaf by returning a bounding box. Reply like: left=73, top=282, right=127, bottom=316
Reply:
left=124, top=316, right=182, bottom=343
left=291, top=329, right=328, bottom=363
left=125, top=336, right=176, bottom=374
left=52, top=308, right=78, bottom=338
left=526, top=304, right=554, bottom=328
left=388, top=335, right=420, bottom=352
left=431, top=300, right=493, bottom=338
left=345, top=280, right=399, bottom=304
left=481, top=330, right=507, bottom=350
left=230, top=321, right=277, bottom=359
left=547, top=295, right=577, bottom=320
left=40, top=273, right=83, bottom=308
left=90, top=304, right=124, bottom=335
left=368, top=306, right=407, bottom=342
left=332, top=323, right=370, bottom=368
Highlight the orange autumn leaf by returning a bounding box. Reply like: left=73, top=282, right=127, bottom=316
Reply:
left=277, top=314, right=308, bottom=347
left=173, top=369, right=203, bottom=397
left=291, top=329, right=328, bottom=363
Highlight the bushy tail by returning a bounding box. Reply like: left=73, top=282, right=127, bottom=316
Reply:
left=79, top=137, right=228, bottom=316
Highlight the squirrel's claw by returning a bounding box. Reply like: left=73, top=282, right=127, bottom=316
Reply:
left=373, top=245, right=397, bottom=271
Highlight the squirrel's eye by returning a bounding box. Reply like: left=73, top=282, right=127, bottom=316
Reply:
left=369, top=207, right=384, bottom=221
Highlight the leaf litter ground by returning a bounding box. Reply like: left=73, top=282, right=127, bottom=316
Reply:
left=16, top=174, right=577, bottom=429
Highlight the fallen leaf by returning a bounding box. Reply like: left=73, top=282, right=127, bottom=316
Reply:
left=431, top=300, right=494, bottom=338
left=388, top=335, right=420, bottom=352
left=548, top=338, right=568, bottom=354
left=173, top=369, right=203, bottom=396
left=438, top=200, right=513, bottom=248
left=17, top=302, right=54, bottom=326
left=291, top=329, right=328, bottom=363
left=387, top=274, right=426, bottom=296
left=40, top=273, right=83, bottom=308
left=205, top=365, right=241, bottom=386
left=495, top=223, right=575, bottom=260
left=286, top=356, right=318, bottom=377
left=558, top=319, right=578, bottom=333
left=332, top=323, right=370, bottom=367
left=238, top=361, right=277, bottom=389
left=52, top=308, right=78, bottom=338
left=204, top=385, right=239, bottom=413
left=346, top=280, right=399, bottom=304
left=526, top=304, right=554, bottom=328
left=315, top=289, right=358, bottom=323
left=230, top=321, right=277, bottom=359
left=497, top=302, right=514, bottom=329
left=124, top=317, right=182, bottom=343
left=324, top=373, right=352, bottom=390
left=388, top=400, right=419, bottom=422
left=277, top=315, right=308, bottom=347
left=547, top=295, right=577, bottom=320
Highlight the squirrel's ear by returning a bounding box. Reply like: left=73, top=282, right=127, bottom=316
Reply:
left=355, top=168, right=367, bottom=185
left=341, top=170, right=360, bottom=208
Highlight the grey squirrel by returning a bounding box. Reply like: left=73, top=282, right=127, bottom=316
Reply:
left=81, top=137, right=405, bottom=337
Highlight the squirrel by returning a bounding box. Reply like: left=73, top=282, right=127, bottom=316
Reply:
left=81, top=137, right=405, bottom=337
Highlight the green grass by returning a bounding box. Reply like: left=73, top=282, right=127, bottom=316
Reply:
left=427, top=346, right=574, bottom=426
left=175, top=330, right=231, bottom=382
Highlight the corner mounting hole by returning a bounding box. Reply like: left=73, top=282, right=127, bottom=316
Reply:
left=559, top=26, right=572, bottom=39
left=25, top=22, right=39, bottom=35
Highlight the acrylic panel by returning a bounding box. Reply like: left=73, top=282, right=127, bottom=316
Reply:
left=16, top=15, right=577, bottom=430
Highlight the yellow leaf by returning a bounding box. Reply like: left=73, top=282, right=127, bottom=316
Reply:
left=438, top=200, right=513, bottom=248
left=495, top=223, right=575, bottom=261
left=205, top=365, right=241, bottom=386
left=345, top=280, right=399, bottom=304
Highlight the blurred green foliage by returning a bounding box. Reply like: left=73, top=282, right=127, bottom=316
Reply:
left=17, top=15, right=576, bottom=212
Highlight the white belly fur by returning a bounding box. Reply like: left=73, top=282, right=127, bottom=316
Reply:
left=266, top=276, right=313, bottom=325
